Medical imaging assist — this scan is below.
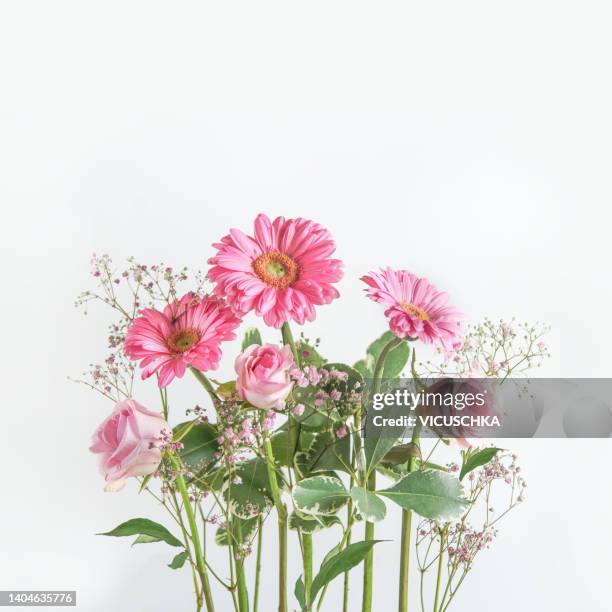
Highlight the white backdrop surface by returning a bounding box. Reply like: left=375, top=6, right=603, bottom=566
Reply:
left=1, top=2, right=611, bottom=611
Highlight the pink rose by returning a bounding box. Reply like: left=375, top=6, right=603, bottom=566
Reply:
left=89, top=399, right=169, bottom=491
left=235, top=343, right=295, bottom=410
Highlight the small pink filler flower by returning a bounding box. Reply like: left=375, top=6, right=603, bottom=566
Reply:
left=235, top=343, right=295, bottom=410
left=361, top=268, right=462, bottom=351
left=208, top=214, right=343, bottom=328
left=89, top=399, right=169, bottom=491
left=124, top=293, right=241, bottom=387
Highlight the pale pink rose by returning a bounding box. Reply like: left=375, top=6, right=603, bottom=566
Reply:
left=89, top=399, right=169, bottom=492
left=235, top=343, right=295, bottom=410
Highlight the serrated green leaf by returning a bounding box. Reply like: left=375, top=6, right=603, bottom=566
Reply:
left=292, top=475, right=349, bottom=516
left=310, top=540, right=383, bottom=601
left=379, top=470, right=469, bottom=521
left=349, top=487, right=387, bottom=522
left=460, top=447, right=502, bottom=481
left=99, top=518, right=183, bottom=547
left=168, top=550, right=189, bottom=569
left=242, top=327, right=263, bottom=350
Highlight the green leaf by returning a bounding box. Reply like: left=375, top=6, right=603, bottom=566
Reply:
left=379, top=470, right=469, bottom=521
left=364, top=401, right=407, bottom=477
left=308, top=431, right=352, bottom=474
left=192, top=467, right=225, bottom=492
left=382, top=443, right=421, bottom=466
left=236, top=457, right=283, bottom=491
left=310, top=540, right=383, bottom=601
left=139, top=473, right=153, bottom=493
left=324, top=363, right=363, bottom=389
left=175, top=422, right=219, bottom=472
left=289, top=512, right=342, bottom=534
left=296, top=341, right=326, bottom=367
left=242, top=327, right=263, bottom=350
left=353, top=355, right=374, bottom=380
left=99, top=518, right=183, bottom=548
left=294, top=576, right=305, bottom=611
left=224, top=483, right=271, bottom=519
left=271, top=431, right=294, bottom=467
left=350, top=487, right=387, bottom=522
left=460, top=447, right=502, bottom=481
left=381, top=340, right=410, bottom=379
left=224, top=458, right=281, bottom=519
left=291, top=399, right=330, bottom=432
left=131, top=534, right=162, bottom=546
left=168, top=550, right=189, bottom=569
left=215, top=517, right=259, bottom=546
left=354, top=332, right=410, bottom=378
left=292, top=475, right=349, bottom=516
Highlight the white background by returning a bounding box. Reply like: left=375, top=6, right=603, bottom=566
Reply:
left=1, top=2, right=611, bottom=611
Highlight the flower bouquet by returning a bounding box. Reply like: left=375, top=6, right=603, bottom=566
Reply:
left=76, top=214, right=548, bottom=612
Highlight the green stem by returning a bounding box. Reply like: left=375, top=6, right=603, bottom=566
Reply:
left=281, top=321, right=313, bottom=608
left=398, top=424, right=422, bottom=612
left=398, top=346, right=424, bottom=612
left=263, top=434, right=288, bottom=612
left=398, top=509, right=412, bottom=612
left=281, top=321, right=300, bottom=364
left=253, top=518, right=263, bottom=612
left=433, top=528, right=447, bottom=612
left=190, top=367, right=220, bottom=403
left=342, top=481, right=354, bottom=612
left=234, top=519, right=250, bottom=612
left=303, top=534, right=313, bottom=609
left=362, top=336, right=404, bottom=612
left=170, top=455, right=215, bottom=612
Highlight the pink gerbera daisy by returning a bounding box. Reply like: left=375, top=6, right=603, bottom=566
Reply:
left=124, top=292, right=241, bottom=387
left=361, top=268, right=462, bottom=351
left=208, top=213, right=343, bottom=328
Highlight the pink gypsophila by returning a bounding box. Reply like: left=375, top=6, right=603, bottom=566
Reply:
left=361, top=268, right=463, bottom=351
left=124, top=292, right=241, bottom=387
left=208, top=213, right=343, bottom=328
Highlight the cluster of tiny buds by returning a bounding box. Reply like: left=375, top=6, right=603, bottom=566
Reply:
left=234, top=543, right=253, bottom=560
left=214, top=397, right=264, bottom=465
left=151, top=429, right=184, bottom=455
left=186, top=404, right=210, bottom=424
left=471, top=453, right=526, bottom=503
left=446, top=525, right=497, bottom=566
left=424, top=318, right=551, bottom=378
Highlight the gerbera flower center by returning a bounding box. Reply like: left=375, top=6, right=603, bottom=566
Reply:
left=167, top=328, right=200, bottom=353
left=252, top=251, right=299, bottom=289
left=401, top=303, right=430, bottom=321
